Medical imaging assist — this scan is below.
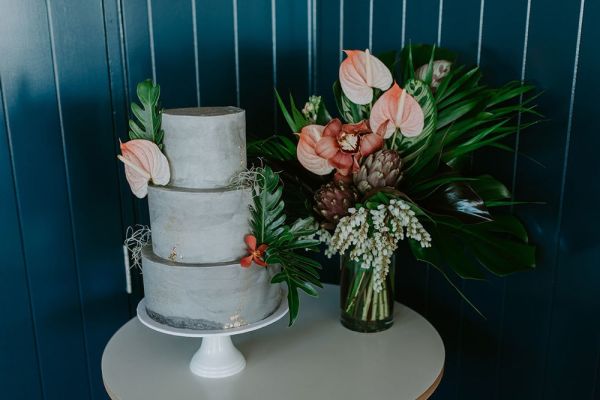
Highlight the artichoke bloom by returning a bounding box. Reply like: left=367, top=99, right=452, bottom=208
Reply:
left=339, top=49, right=393, bottom=105
left=314, top=181, right=359, bottom=229
left=353, top=149, right=403, bottom=193
left=369, top=83, right=425, bottom=139
left=297, top=118, right=384, bottom=176
left=117, top=139, right=170, bottom=198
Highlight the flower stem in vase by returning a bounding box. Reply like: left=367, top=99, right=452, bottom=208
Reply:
left=340, top=255, right=394, bottom=333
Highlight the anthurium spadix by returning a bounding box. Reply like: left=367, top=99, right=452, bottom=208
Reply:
left=339, top=49, right=393, bottom=105
left=369, top=82, right=425, bottom=139
left=117, top=139, right=170, bottom=198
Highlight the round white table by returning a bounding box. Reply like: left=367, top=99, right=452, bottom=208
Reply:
left=102, top=284, right=445, bottom=400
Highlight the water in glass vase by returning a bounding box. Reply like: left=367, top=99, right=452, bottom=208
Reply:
left=340, top=255, right=394, bottom=332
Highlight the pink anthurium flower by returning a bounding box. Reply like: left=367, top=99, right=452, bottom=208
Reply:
left=297, top=119, right=384, bottom=176
left=117, top=139, right=170, bottom=198
left=369, top=83, right=425, bottom=139
left=339, top=49, right=393, bottom=105
left=241, top=234, right=268, bottom=268
left=296, top=125, right=334, bottom=176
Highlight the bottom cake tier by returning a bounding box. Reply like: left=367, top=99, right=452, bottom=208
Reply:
left=141, top=246, right=283, bottom=330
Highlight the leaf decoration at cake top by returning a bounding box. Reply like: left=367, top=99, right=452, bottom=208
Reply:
left=118, top=139, right=170, bottom=198
left=242, top=166, right=323, bottom=326
left=117, top=79, right=170, bottom=198
left=128, top=79, right=165, bottom=148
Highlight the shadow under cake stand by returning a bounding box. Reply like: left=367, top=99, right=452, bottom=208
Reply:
left=136, top=292, right=288, bottom=378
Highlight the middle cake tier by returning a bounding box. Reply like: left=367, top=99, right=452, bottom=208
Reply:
left=148, top=184, right=252, bottom=263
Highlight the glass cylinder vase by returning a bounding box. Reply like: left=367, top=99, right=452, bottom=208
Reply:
left=340, top=255, right=395, bottom=333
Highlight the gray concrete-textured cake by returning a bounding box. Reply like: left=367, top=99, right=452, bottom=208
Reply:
left=141, top=107, right=282, bottom=330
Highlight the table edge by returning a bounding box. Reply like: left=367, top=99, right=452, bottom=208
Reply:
left=417, top=367, right=444, bottom=400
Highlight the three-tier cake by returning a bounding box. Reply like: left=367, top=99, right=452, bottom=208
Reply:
left=141, top=107, right=282, bottom=330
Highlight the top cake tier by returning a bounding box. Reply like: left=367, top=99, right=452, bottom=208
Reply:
left=162, top=107, right=246, bottom=189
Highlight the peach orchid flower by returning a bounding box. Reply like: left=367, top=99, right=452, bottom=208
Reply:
left=297, top=119, right=384, bottom=176
left=241, top=235, right=268, bottom=268
left=339, top=49, right=393, bottom=105
left=117, top=139, right=170, bottom=198
left=369, top=83, right=425, bottom=139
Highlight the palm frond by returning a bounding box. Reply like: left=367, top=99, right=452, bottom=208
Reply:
left=247, top=134, right=297, bottom=161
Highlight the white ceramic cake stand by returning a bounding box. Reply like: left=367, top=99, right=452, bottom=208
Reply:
left=136, top=291, right=288, bottom=379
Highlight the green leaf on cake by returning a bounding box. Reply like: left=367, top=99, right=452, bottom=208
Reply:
left=128, top=79, right=164, bottom=148
left=249, top=166, right=286, bottom=244
left=248, top=166, right=322, bottom=326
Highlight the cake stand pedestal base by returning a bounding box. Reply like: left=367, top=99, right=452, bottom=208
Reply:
left=136, top=289, right=288, bottom=379
left=189, top=336, right=246, bottom=378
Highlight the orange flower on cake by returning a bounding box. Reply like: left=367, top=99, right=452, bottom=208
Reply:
left=241, top=234, right=268, bottom=268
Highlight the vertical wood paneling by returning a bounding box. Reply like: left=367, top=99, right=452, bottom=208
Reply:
left=0, top=78, right=44, bottom=400
left=477, top=1, right=546, bottom=399
left=543, top=1, right=600, bottom=398
left=0, top=0, right=90, bottom=397
left=371, top=0, right=403, bottom=54
left=238, top=0, right=274, bottom=136
left=150, top=0, right=196, bottom=107
left=343, top=0, right=370, bottom=50
left=46, top=0, right=132, bottom=397
left=276, top=0, right=309, bottom=110
left=404, top=0, right=439, bottom=45
left=316, top=0, right=340, bottom=110
left=120, top=0, right=153, bottom=98
left=497, top=0, right=583, bottom=398
left=193, top=0, right=237, bottom=107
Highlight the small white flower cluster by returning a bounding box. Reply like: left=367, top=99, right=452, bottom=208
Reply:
left=314, top=229, right=335, bottom=257
left=298, top=223, right=332, bottom=252
left=302, top=95, right=322, bottom=123
left=327, top=199, right=432, bottom=292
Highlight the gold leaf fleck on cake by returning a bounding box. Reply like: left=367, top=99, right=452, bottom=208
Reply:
left=224, top=312, right=247, bottom=329
left=168, top=247, right=177, bottom=261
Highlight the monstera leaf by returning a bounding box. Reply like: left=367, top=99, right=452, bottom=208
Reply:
left=419, top=181, right=492, bottom=223
left=128, top=80, right=164, bottom=147
left=248, top=166, right=322, bottom=326
left=409, top=213, right=536, bottom=315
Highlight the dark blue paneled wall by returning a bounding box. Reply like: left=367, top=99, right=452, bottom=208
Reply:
left=0, top=1, right=598, bottom=399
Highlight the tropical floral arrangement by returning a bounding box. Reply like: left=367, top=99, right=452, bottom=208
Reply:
left=248, top=44, right=540, bottom=330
